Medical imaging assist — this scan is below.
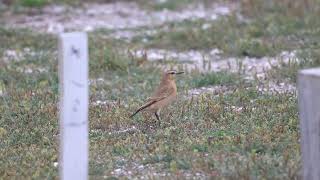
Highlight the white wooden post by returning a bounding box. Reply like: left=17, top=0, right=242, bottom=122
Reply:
left=298, top=68, right=320, bottom=180
left=59, top=32, right=89, bottom=180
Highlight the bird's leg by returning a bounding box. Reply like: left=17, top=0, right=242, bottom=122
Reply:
left=154, top=110, right=161, bottom=127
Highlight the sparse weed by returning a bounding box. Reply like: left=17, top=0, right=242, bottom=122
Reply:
left=1, top=0, right=318, bottom=179
left=132, top=0, right=320, bottom=60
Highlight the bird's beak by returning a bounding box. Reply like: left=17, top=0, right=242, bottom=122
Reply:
left=176, top=71, right=184, bottom=75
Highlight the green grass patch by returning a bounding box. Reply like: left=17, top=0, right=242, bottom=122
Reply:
left=0, top=30, right=300, bottom=177
left=20, top=0, right=48, bottom=7
left=190, top=72, right=239, bottom=88
left=151, top=0, right=194, bottom=11
left=132, top=0, right=320, bottom=59
left=0, top=27, right=56, bottom=53
left=0, top=1, right=313, bottom=177
left=266, top=49, right=320, bottom=83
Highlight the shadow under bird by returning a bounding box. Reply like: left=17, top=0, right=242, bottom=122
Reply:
left=130, top=70, right=184, bottom=125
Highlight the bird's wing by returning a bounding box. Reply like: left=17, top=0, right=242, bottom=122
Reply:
left=130, top=85, right=175, bottom=118
left=148, top=84, right=175, bottom=101
left=129, top=99, right=159, bottom=118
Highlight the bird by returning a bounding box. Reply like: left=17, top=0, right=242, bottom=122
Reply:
left=130, top=70, right=184, bottom=125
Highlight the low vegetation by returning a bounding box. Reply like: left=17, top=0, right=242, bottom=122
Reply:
left=1, top=0, right=319, bottom=179
left=132, top=1, right=319, bottom=58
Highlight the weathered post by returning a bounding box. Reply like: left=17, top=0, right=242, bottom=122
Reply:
left=59, top=32, right=89, bottom=180
left=298, top=68, right=320, bottom=180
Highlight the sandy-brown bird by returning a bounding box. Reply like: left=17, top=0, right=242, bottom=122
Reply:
left=130, top=70, right=184, bottom=124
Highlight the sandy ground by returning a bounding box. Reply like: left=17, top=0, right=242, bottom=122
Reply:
left=0, top=2, right=298, bottom=178
left=133, top=49, right=298, bottom=78
left=1, top=2, right=232, bottom=34
left=0, top=2, right=300, bottom=177
left=1, top=0, right=297, bottom=98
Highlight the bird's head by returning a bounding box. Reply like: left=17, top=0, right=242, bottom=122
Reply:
left=163, top=70, right=184, bottom=81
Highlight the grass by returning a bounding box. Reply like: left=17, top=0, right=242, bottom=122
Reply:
left=132, top=0, right=320, bottom=60
left=0, top=28, right=56, bottom=52
left=0, top=27, right=300, bottom=179
left=131, top=18, right=280, bottom=57
left=20, top=0, right=48, bottom=7
left=147, top=0, right=195, bottom=11
left=1, top=0, right=319, bottom=179
left=129, top=0, right=320, bottom=83
left=89, top=77, right=300, bottom=179
left=188, top=72, right=240, bottom=88
left=1, top=0, right=204, bottom=10
left=1, top=0, right=82, bottom=8
left=0, top=0, right=197, bottom=12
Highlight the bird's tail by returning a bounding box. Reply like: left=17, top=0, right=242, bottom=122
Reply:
left=130, top=100, right=157, bottom=118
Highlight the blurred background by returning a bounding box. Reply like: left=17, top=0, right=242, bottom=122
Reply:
left=0, top=0, right=320, bottom=179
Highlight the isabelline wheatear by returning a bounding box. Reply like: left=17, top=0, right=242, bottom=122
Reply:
left=130, top=70, right=184, bottom=124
